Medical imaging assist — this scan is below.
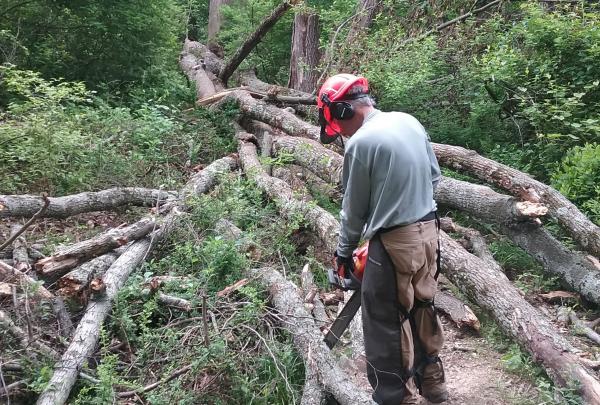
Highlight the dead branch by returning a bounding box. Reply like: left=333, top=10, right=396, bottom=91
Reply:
left=558, top=307, right=600, bottom=346
left=10, top=225, right=31, bottom=273
left=0, top=260, right=53, bottom=300
left=0, top=309, right=58, bottom=359
left=156, top=293, right=192, bottom=311
left=35, top=156, right=238, bottom=405
left=0, top=194, right=49, bottom=251
left=434, top=289, right=480, bottom=332
left=117, top=364, right=193, bottom=398
left=35, top=218, right=156, bottom=278
left=0, top=188, right=176, bottom=219
left=218, top=1, right=295, bottom=84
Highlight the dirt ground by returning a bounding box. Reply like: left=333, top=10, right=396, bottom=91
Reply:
left=340, top=315, right=540, bottom=405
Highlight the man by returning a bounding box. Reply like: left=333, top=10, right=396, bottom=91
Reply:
left=317, top=73, right=447, bottom=405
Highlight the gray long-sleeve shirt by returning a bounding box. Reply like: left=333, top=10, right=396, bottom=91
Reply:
left=337, top=109, right=441, bottom=257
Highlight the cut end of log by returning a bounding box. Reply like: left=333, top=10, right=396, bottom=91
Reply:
left=515, top=201, right=548, bottom=217
left=90, top=277, right=106, bottom=295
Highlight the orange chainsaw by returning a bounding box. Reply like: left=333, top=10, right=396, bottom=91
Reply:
left=324, top=243, right=368, bottom=349
left=327, top=243, right=368, bottom=291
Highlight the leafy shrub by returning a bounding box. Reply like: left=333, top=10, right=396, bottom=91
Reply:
left=552, top=143, right=600, bottom=224
left=0, top=66, right=235, bottom=194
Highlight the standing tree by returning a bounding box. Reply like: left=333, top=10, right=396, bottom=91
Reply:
left=288, top=11, right=321, bottom=92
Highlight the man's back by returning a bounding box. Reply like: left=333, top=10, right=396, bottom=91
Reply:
left=339, top=109, right=441, bottom=255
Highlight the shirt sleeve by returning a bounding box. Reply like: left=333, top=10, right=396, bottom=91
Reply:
left=337, top=151, right=370, bottom=258
left=425, top=136, right=441, bottom=190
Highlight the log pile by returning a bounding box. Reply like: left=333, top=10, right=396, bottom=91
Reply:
left=3, top=4, right=600, bottom=404
left=172, top=31, right=600, bottom=403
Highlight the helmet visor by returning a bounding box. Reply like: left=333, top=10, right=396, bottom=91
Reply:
left=318, top=107, right=340, bottom=144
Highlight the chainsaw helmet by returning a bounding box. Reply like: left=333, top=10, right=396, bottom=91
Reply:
left=317, top=74, right=370, bottom=144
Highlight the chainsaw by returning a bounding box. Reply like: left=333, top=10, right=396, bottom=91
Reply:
left=324, top=243, right=368, bottom=349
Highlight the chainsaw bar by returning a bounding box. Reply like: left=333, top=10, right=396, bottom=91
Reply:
left=324, top=289, right=362, bottom=349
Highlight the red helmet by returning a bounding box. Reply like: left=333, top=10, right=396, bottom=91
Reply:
left=317, top=74, right=369, bottom=144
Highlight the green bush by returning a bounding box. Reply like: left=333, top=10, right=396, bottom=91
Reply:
left=552, top=143, right=600, bottom=224
left=0, top=66, right=236, bottom=194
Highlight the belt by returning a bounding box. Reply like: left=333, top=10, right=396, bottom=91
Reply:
left=378, top=211, right=437, bottom=234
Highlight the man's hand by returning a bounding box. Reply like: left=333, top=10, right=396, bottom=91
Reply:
left=334, top=252, right=355, bottom=278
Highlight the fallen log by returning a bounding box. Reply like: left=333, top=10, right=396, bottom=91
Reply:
left=181, top=39, right=219, bottom=100
left=56, top=249, right=124, bottom=299
left=218, top=1, right=295, bottom=84
left=11, top=225, right=31, bottom=273
left=505, top=222, right=600, bottom=304
left=226, top=90, right=320, bottom=140
left=433, top=143, right=600, bottom=258
left=557, top=307, right=600, bottom=346
left=238, top=138, right=338, bottom=253
left=267, top=136, right=600, bottom=303
left=0, top=309, right=59, bottom=359
left=35, top=156, right=238, bottom=405
left=0, top=188, right=176, bottom=219
left=249, top=266, right=373, bottom=405
left=440, top=230, right=600, bottom=403
left=35, top=218, right=156, bottom=278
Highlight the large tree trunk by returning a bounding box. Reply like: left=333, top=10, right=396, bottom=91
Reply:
left=347, top=0, right=381, bottom=41
left=208, top=0, right=234, bottom=42
left=180, top=39, right=219, bottom=100
left=0, top=188, right=176, bottom=219
left=433, top=143, right=600, bottom=258
left=219, top=1, right=294, bottom=85
left=288, top=12, right=320, bottom=93
left=35, top=218, right=156, bottom=278
left=249, top=266, right=373, bottom=405
left=440, top=231, right=600, bottom=403
left=35, top=156, right=238, bottom=405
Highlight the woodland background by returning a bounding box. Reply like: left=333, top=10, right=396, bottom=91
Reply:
left=1, top=0, right=599, bottom=404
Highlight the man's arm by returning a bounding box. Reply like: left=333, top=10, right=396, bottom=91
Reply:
left=337, top=152, right=370, bottom=258
left=426, top=138, right=441, bottom=190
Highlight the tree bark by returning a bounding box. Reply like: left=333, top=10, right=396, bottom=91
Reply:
left=288, top=12, right=320, bottom=93
left=11, top=225, right=31, bottom=273
left=57, top=250, right=124, bottom=299
left=433, top=143, right=600, bottom=258
left=35, top=156, right=238, bottom=405
left=208, top=0, right=234, bottom=42
left=249, top=266, right=373, bottom=405
left=0, top=188, right=176, bottom=219
left=219, top=1, right=294, bottom=85
left=238, top=138, right=339, bottom=253
left=440, top=230, right=600, bottom=403
left=347, top=0, right=381, bottom=41
left=0, top=260, right=53, bottom=300
left=181, top=39, right=219, bottom=100
left=35, top=218, right=156, bottom=278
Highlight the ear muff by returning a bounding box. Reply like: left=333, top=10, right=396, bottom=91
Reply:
left=320, top=94, right=355, bottom=121
left=329, top=101, right=355, bottom=120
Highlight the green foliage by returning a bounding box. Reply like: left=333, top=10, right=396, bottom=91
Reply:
left=219, top=0, right=294, bottom=84
left=478, top=3, right=600, bottom=176
left=0, top=0, right=189, bottom=102
left=0, top=66, right=235, bottom=194
left=552, top=143, right=600, bottom=224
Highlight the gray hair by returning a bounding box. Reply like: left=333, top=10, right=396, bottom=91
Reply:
left=345, top=83, right=376, bottom=107
left=348, top=95, right=376, bottom=107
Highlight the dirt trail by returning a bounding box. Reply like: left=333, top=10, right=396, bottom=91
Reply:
left=341, top=316, right=540, bottom=405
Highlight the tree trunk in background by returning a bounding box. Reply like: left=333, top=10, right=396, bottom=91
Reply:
left=208, top=0, right=234, bottom=43
left=347, top=0, right=381, bottom=41
left=288, top=12, right=320, bottom=93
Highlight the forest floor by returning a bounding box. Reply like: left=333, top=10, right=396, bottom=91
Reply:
left=340, top=315, right=541, bottom=405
